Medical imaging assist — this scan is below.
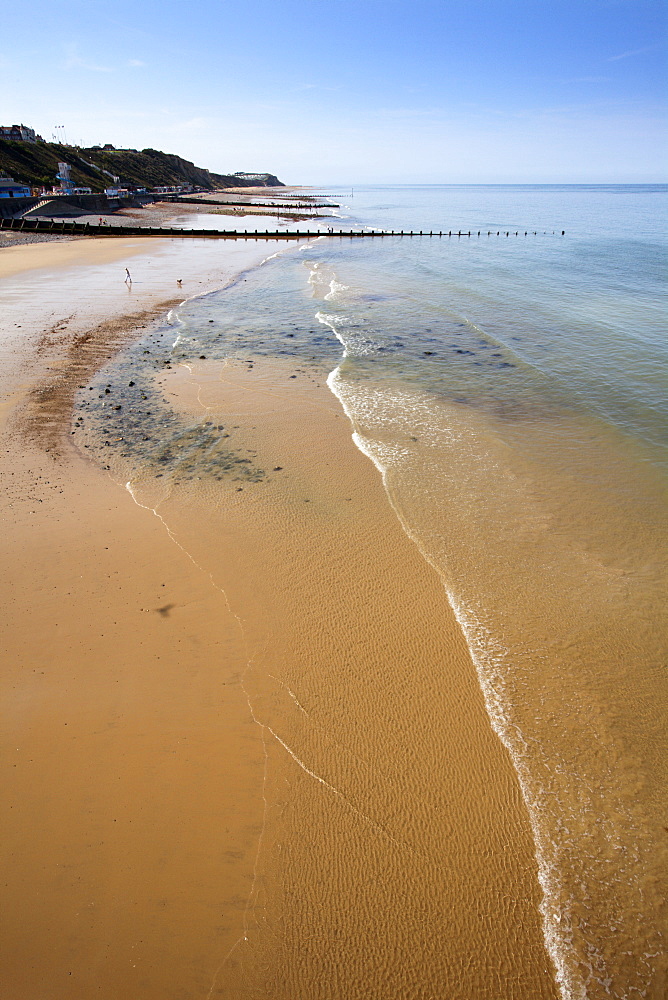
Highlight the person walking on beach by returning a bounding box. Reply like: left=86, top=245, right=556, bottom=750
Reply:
left=125, top=268, right=132, bottom=284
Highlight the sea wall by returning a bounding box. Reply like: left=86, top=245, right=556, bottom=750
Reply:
left=0, top=193, right=154, bottom=220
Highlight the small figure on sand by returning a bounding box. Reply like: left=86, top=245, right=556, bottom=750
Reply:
left=177, top=279, right=182, bottom=287
left=125, top=268, right=132, bottom=284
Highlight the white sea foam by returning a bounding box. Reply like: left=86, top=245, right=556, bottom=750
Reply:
left=305, top=262, right=350, bottom=304
left=324, top=278, right=349, bottom=301
left=316, top=310, right=383, bottom=358
left=261, top=248, right=286, bottom=264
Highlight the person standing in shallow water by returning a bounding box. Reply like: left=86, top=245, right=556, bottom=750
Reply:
left=125, top=268, right=132, bottom=284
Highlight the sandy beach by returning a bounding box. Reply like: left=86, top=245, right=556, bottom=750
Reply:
left=0, top=228, right=560, bottom=998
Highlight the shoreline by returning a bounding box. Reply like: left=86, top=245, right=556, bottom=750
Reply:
left=0, top=229, right=560, bottom=998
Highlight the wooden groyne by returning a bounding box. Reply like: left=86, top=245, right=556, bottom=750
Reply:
left=0, top=218, right=565, bottom=240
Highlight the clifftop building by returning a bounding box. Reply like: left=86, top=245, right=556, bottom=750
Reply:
left=0, top=124, right=43, bottom=143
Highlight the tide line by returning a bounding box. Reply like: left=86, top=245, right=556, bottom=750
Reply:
left=324, top=365, right=582, bottom=1000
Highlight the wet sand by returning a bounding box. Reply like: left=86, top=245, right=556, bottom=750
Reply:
left=0, top=241, right=560, bottom=998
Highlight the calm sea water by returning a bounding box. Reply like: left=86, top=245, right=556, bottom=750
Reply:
left=81, top=185, right=667, bottom=999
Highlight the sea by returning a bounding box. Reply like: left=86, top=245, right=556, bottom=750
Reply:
left=79, top=185, right=667, bottom=999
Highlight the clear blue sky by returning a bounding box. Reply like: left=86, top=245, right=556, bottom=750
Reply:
left=2, top=0, right=666, bottom=183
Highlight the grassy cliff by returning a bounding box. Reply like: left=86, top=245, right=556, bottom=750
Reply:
left=0, top=140, right=283, bottom=192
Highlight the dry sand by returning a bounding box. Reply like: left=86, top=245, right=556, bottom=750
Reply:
left=0, top=237, right=559, bottom=998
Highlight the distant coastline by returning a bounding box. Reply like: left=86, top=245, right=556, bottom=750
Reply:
left=0, top=135, right=283, bottom=196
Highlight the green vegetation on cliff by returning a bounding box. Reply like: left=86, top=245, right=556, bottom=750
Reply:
left=0, top=140, right=283, bottom=191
